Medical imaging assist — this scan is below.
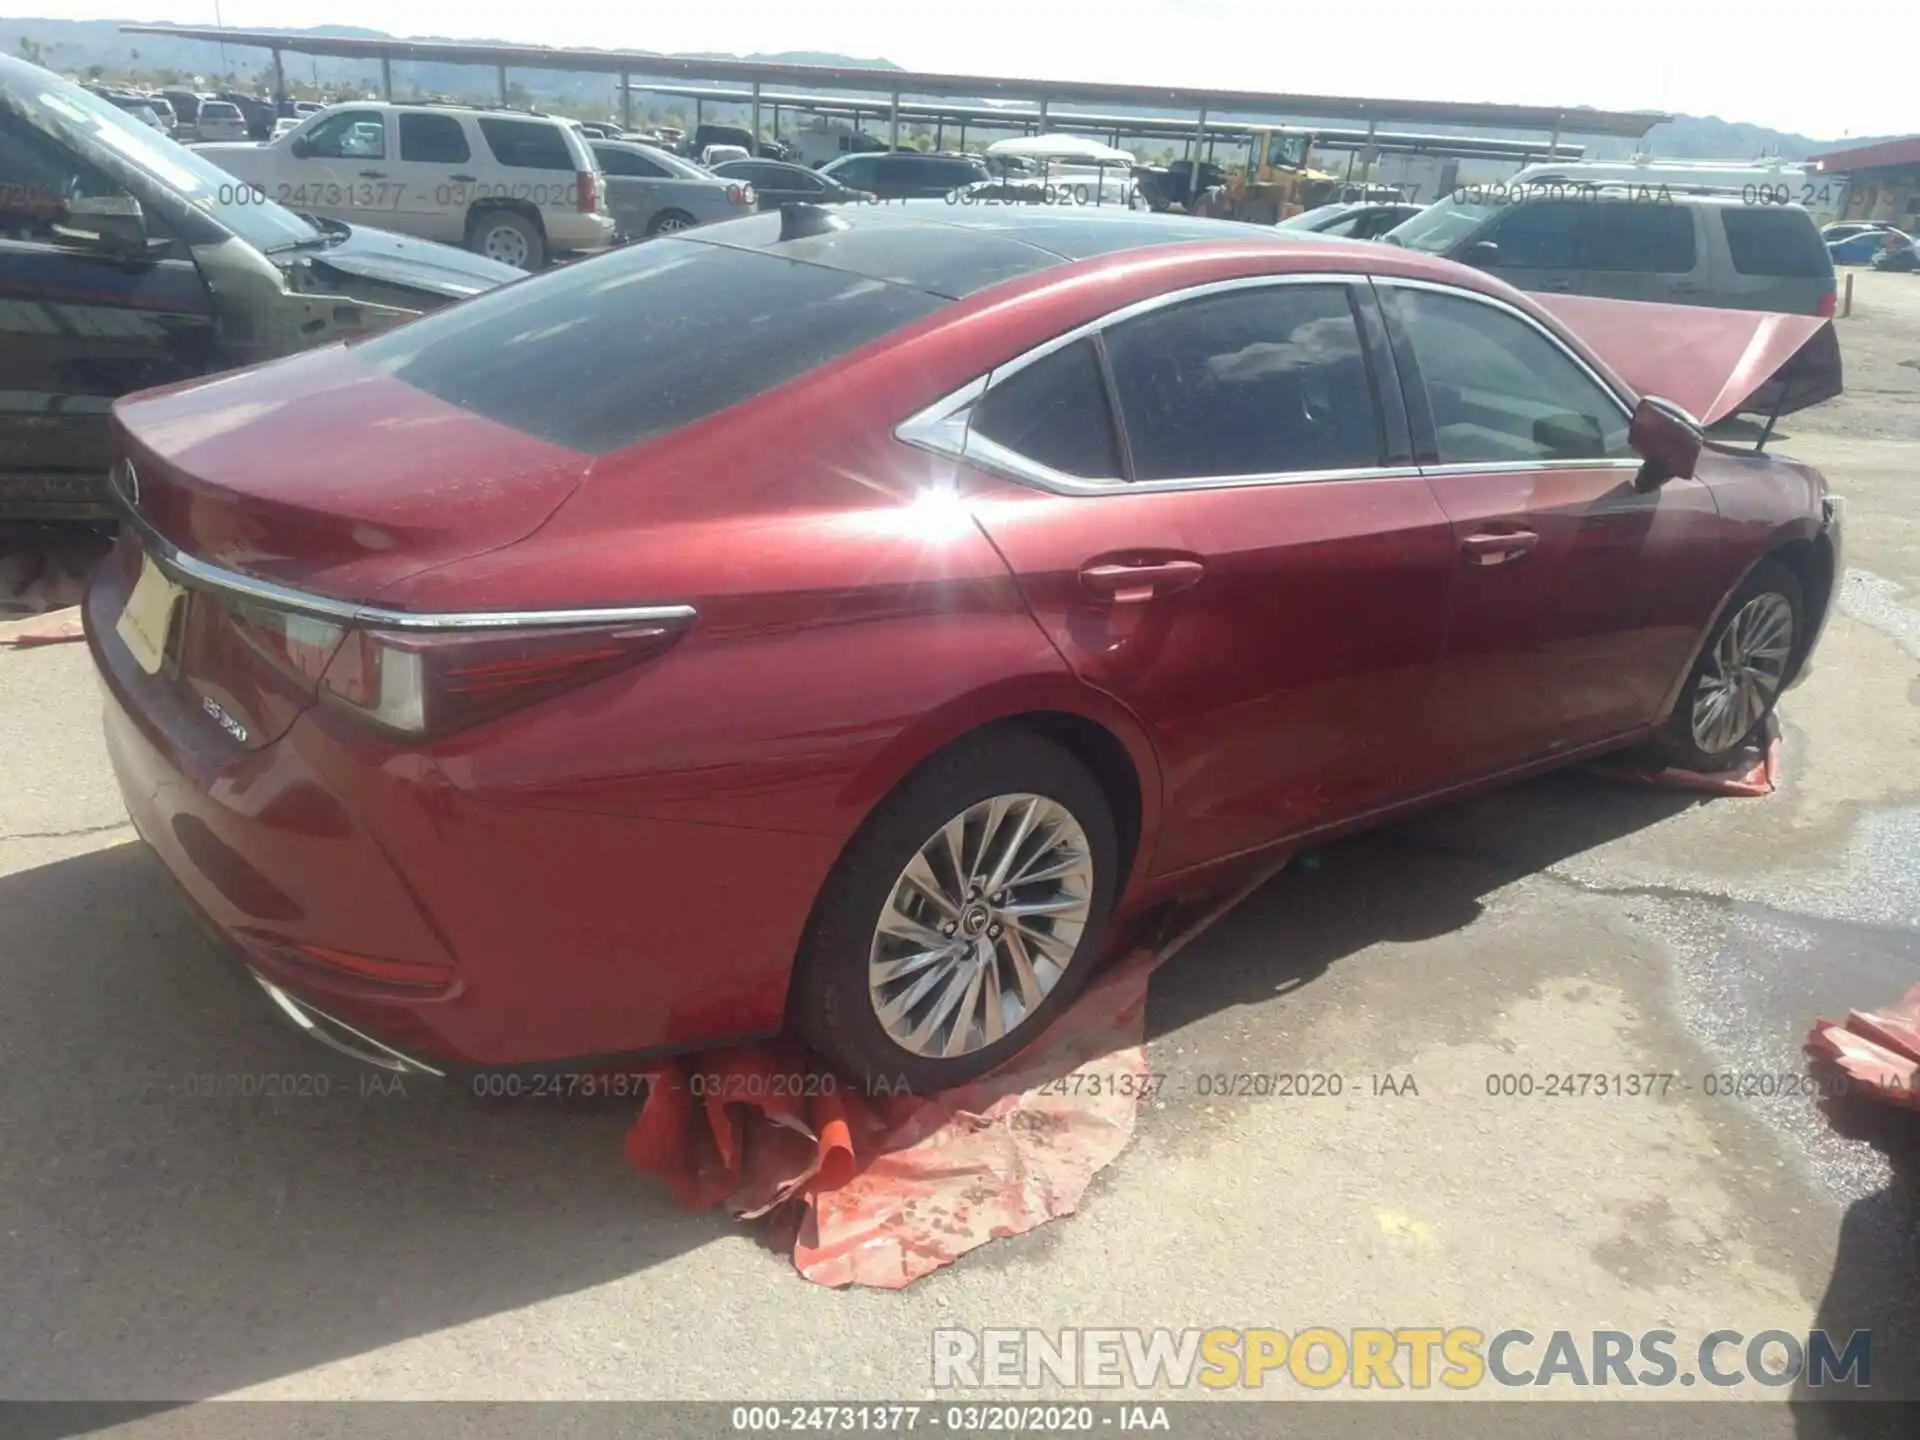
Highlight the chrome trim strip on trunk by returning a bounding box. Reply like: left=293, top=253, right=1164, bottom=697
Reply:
left=109, top=464, right=696, bottom=632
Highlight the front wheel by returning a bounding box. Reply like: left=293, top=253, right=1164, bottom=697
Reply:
left=1659, top=559, right=1803, bottom=771
left=788, top=730, right=1119, bottom=1093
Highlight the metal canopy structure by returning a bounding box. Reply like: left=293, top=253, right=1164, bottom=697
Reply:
left=619, top=83, right=1587, bottom=163
left=118, top=24, right=1665, bottom=140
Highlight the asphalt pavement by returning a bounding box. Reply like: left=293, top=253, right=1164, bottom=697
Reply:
left=1, top=270, right=1917, bottom=1428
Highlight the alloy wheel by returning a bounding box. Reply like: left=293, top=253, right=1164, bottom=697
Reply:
left=1690, top=591, right=1794, bottom=755
left=867, top=793, right=1095, bottom=1060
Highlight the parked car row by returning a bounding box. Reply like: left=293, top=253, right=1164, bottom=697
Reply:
left=83, top=86, right=174, bottom=136
left=1823, top=221, right=1915, bottom=266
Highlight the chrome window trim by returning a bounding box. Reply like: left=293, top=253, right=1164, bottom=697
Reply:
left=1371, top=275, right=1640, bottom=424
left=1422, top=458, right=1645, bottom=478
left=965, top=436, right=1424, bottom=497
left=895, top=272, right=1398, bottom=497
left=110, top=470, right=696, bottom=633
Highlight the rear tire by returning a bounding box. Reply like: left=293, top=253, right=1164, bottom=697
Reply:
left=467, top=209, right=545, bottom=270
left=1659, top=559, right=1803, bottom=771
left=788, top=730, right=1118, bottom=1094
left=646, top=209, right=696, bottom=235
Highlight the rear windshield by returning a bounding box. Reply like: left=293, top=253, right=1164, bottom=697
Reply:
left=478, top=116, right=574, bottom=171
left=1720, top=208, right=1832, bottom=278
left=354, top=238, right=945, bottom=454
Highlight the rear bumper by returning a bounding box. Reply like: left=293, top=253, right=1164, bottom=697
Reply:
left=84, top=562, right=839, bottom=1070
left=548, top=212, right=618, bottom=252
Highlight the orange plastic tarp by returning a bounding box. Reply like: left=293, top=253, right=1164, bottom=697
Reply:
left=1806, top=984, right=1920, bottom=1113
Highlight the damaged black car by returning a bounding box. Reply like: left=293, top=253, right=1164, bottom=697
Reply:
left=0, top=56, right=522, bottom=521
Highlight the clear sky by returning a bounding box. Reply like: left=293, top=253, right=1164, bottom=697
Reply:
left=25, top=1, right=1913, bottom=140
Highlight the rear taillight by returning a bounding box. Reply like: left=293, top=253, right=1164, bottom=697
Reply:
left=577, top=168, right=598, bottom=214
left=318, top=620, right=686, bottom=739
left=224, top=594, right=686, bottom=739
left=227, top=598, right=346, bottom=692
left=1817, top=288, right=1837, bottom=318
left=725, top=183, right=755, bottom=208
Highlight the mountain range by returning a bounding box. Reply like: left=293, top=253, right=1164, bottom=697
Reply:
left=3, top=19, right=1898, bottom=163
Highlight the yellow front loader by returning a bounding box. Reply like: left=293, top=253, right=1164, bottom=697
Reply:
left=1191, top=127, right=1340, bottom=223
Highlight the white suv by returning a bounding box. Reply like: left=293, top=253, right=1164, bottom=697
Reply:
left=199, top=102, right=614, bottom=269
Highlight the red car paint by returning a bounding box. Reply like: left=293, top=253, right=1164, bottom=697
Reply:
left=1535, top=294, right=1842, bottom=425
left=85, top=219, right=1841, bottom=1070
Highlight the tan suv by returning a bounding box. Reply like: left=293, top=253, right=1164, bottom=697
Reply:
left=200, top=102, right=614, bottom=269
left=1385, top=188, right=1839, bottom=317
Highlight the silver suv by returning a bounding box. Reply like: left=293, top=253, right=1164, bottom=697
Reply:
left=1385, top=188, right=1838, bottom=317
left=200, top=102, right=614, bottom=269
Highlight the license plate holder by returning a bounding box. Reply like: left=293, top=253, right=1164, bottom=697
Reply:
left=116, top=551, right=186, bottom=676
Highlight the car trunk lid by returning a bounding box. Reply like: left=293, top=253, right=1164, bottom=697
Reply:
left=108, top=344, right=594, bottom=748
left=1533, top=294, right=1843, bottom=426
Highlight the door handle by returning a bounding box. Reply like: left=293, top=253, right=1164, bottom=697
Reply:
left=449, top=173, right=478, bottom=183
left=1080, top=558, right=1206, bottom=602
left=1460, top=530, right=1539, bottom=566
left=1542, top=278, right=1573, bottom=292
left=358, top=169, right=387, bottom=179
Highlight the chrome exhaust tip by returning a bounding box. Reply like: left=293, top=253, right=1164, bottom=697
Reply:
left=251, top=972, right=445, bottom=1078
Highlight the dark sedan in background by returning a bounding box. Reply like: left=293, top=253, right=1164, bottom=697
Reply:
left=817, top=151, right=993, bottom=200
left=712, top=157, right=874, bottom=209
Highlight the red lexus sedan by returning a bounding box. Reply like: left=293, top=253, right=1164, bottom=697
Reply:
left=86, top=204, right=1844, bottom=1091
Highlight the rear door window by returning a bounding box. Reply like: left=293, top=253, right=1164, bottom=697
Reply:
left=761, top=163, right=823, bottom=192
left=398, top=112, right=470, bottom=165
left=301, top=109, right=385, bottom=160
left=969, top=339, right=1123, bottom=480
left=1720, top=208, right=1833, bottom=277
left=478, top=117, right=573, bottom=171
left=354, top=238, right=945, bottom=454
left=1101, top=283, right=1383, bottom=482
left=595, top=145, right=664, bottom=178
left=1584, top=202, right=1697, bottom=273
left=829, top=157, right=878, bottom=190
left=1482, top=200, right=1585, bottom=268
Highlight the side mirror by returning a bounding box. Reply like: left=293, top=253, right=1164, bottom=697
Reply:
left=289, top=135, right=312, bottom=158
left=1462, top=239, right=1500, bottom=268
left=52, top=194, right=150, bottom=259
left=1628, top=396, right=1703, bottom=489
